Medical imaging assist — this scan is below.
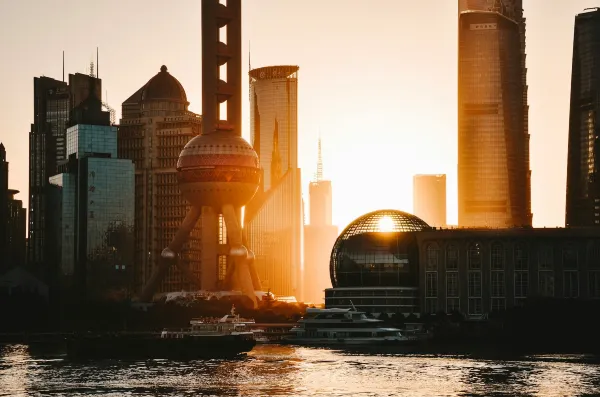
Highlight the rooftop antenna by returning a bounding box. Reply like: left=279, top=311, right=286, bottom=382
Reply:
left=62, top=51, right=64, bottom=82
left=96, top=47, right=99, bottom=79
left=89, top=59, right=95, bottom=78
left=315, top=133, right=323, bottom=182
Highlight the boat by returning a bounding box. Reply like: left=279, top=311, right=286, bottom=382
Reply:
left=66, top=307, right=256, bottom=359
left=283, top=303, right=422, bottom=346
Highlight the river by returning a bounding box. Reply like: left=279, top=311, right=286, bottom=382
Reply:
left=1, top=344, right=600, bottom=396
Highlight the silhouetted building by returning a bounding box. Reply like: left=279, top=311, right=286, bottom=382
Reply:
left=28, top=73, right=103, bottom=274
left=118, top=66, right=202, bottom=293
left=413, top=174, right=447, bottom=227
left=0, top=144, right=26, bottom=271
left=245, top=65, right=302, bottom=297
left=326, top=210, right=600, bottom=317
left=304, top=138, right=338, bottom=304
left=458, top=0, right=532, bottom=228
left=50, top=82, right=134, bottom=300
left=566, top=8, right=600, bottom=227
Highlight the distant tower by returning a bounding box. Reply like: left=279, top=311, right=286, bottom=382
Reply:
left=413, top=174, right=447, bottom=227
left=304, top=138, right=338, bottom=304
left=457, top=0, right=531, bottom=227
left=566, top=8, right=600, bottom=227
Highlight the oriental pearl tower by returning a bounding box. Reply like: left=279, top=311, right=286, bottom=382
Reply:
left=140, top=0, right=263, bottom=306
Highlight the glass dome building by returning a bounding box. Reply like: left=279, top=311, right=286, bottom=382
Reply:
left=326, top=210, right=431, bottom=315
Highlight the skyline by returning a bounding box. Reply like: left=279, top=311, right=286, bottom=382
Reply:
left=1, top=0, right=600, bottom=231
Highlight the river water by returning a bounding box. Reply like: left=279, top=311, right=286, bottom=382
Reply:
left=1, top=344, right=600, bottom=396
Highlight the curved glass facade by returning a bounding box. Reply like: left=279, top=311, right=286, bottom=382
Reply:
left=330, top=210, right=430, bottom=288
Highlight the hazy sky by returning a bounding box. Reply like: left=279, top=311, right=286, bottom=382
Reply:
left=0, top=0, right=599, bottom=230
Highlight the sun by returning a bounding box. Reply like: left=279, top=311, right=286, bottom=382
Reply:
left=377, top=216, right=395, bottom=232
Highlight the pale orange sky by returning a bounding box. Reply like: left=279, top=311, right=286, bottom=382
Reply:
left=0, top=0, right=598, bottom=231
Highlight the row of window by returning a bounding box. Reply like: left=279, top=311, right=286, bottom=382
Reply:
left=425, top=242, right=600, bottom=270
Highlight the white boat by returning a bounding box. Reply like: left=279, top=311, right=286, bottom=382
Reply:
left=284, top=304, right=420, bottom=346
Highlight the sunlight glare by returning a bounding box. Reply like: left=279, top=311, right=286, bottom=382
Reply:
left=377, top=216, right=395, bottom=232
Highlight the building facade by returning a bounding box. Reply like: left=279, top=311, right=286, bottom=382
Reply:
left=326, top=210, right=600, bottom=317
left=118, top=66, right=202, bottom=293
left=49, top=84, right=134, bottom=300
left=457, top=0, right=532, bottom=228
left=28, top=74, right=103, bottom=273
left=0, top=144, right=26, bottom=271
left=413, top=174, right=447, bottom=227
left=565, top=8, right=600, bottom=227
left=245, top=65, right=302, bottom=298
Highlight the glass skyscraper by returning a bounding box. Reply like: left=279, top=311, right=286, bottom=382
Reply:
left=50, top=83, right=134, bottom=300
left=457, top=0, right=532, bottom=228
left=565, top=8, right=600, bottom=227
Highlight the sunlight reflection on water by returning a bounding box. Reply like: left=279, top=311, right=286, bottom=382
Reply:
left=1, top=344, right=600, bottom=396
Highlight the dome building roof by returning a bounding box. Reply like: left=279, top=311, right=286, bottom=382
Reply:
left=337, top=209, right=431, bottom=239
left=140, top=65, right=188, bottom=104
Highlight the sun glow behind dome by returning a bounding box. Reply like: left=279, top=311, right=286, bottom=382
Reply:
left=378, top=216, right=395, bottom=232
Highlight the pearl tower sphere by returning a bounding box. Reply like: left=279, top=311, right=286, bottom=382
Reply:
left=176, top=132, right=260, bottom=209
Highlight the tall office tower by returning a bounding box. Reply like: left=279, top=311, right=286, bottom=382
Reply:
left=50, top=82, right=134, bottom=299
left=303, top=139, right=338, bottom=304
left=566, top=8, right=600, bottom=227
left=245, top=65, right=302, bottom=297
left=457, top=0, right=532, bottom=228
left=0, top=143, right=7, bottom=270
left=118, top=66, right=202, bottom=293
left=28, top=73, right=103, bottom=273
left=413, top=174, right=447, bottom=227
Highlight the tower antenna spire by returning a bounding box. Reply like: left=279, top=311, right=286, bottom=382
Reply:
left=62, top=50, right=64, bottom=82
left=316, top=133, right=323, bottom=182
left=96, top=47, right=99, bottom=79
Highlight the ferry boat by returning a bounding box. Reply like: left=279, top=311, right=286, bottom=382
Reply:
left=66, top=307, right=256, bottom=360
left=284, top=305, right=421, bottom=346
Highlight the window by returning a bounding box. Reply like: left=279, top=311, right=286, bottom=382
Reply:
left=491, top=272, right=505, bottom=297
left=538, top=244, right=554, bottom=270
left=426, top=272, right=438, bottom=297
left=446, top=272, right=459, bottom=297
left=446, top=244, right=458, bottom=270
left=564, top=271, right=579, bottom=298
left=589, top=271, right=600, bottom=298
left=514, top=242, right=528, bottom=270
left=425, top=298, right=437, bottom=314
left=426, top=244, right=439, bottom=270
left=446, top=298, right=460, bottom=313
left=468, top=243, right=482, bottom=270
left=562, top=244, right=578, bottom=269
left=468, top=298, right=482, bottom=315
left=491, top=243, right=505, bottom=269
left=468, top=272, right=481, bottom=297
left=491, top=298, right=505, bottom=312
left=538, top=271, right=554, bottom=297
left=514, top=272, right=529, bottom=298
left=588, top=241, right=600, bottom=269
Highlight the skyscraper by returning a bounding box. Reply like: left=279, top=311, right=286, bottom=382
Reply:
left=413, top=174, right=447, bottom=227
left=118, top=66, right=202, bottom=293
left=565, top=8, right=600, bottom=227
left=50, top=81, right=134, bottom=299
left=457, top=0, right=532, bottom=228
left=1, top=144, right=26, bottom=272
left=28, top=73, right=103, bottom=273
left=245, top=65, right=302, bottom=297
left=303, top=138, right=338, bottom=304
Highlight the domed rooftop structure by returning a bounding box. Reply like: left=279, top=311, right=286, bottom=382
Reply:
left=337, top=209, right=430, bottom=238
left=330, top=210, right=429, bottom=288
left=140, top=65, right=188, bottom=103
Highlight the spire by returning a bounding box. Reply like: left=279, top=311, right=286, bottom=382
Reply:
left=315, top=135, right=323, bottom=182
left=0, top=143, right=5, bottom=162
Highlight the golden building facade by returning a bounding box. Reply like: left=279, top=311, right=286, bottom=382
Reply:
left=118, top=65, right=202, bottom=293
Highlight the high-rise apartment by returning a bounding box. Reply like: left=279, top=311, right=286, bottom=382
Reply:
left=413, top=174, right=447, bottom=227
left=50, top=82, right=134, bottom=299
left=118, top=66, right=202, bottom=293
left=28, top=73, right=103, bottom=273
left=457, top=0, right=532, bottom=228
left=245, top=65, right=302, bottom=297
left=566, top=8, right=600, bottom=227
left=303, top=139, right=338, bottom=304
